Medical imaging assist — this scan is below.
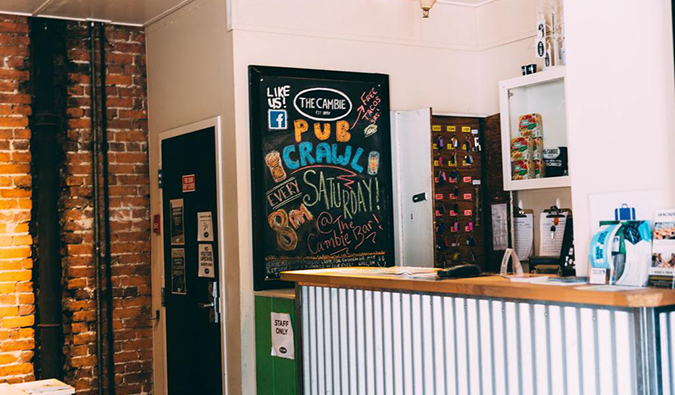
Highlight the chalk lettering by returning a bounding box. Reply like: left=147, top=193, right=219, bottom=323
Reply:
left=298, top=141, right=315, bottom=166
left=266, top=85, right=290, bottom=109
left=307, top=212, right=379, bottom=255
left=294, top=119, right=308, bottom=142
left=266, top=178, right=301, bottom=209
left=351, top=88, right=382, bottom=128
left=282, top=142, right=366, bottom=173
left=302, top=170, right=375, bottom=219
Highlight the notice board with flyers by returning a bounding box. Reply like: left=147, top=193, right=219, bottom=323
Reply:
left=248, top=66, right=395, bottom=290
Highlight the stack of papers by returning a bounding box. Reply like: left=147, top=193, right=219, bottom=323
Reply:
left=503, top=275, right=550, bottom=283
left=13, top=379, right=74, bottom=395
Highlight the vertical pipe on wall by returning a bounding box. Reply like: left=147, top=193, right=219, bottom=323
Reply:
left=99, top=22, right=116, bottom=395
left=88, top=22, right=105, bottom=395
left=30, top=17, right=64, bottom=380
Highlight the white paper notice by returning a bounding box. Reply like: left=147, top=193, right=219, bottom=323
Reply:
left=499, top=248, right=524, bottom=276
left=491, top=204, right=508, bottom=250
left=270, top=312, right=295, bottom=360
left=514, top=213, right=534, bottom=260
left=198, top=244, right=215, bottom=278
left=539, top=213, right=567, bottom=257
left=197, top=212, right=214, bottom=242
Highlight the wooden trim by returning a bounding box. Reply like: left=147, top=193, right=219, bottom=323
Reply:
left=254, top=288, right=296, bottom=300
left=280, top=268, right=675, bottom=308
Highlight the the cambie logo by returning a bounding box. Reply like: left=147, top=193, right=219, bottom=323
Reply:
left=293, top=87, right=352, bottom=121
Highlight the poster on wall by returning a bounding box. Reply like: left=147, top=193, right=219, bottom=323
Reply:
left=249, top=65, right=394, bottom=290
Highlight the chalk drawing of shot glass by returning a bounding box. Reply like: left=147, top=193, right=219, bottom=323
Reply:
left=265, top=150, right=287, bottom=183
left=368, top=151, right=380, bottom=176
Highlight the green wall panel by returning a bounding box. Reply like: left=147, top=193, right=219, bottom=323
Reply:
left=255, top=294, right=297, bottom=395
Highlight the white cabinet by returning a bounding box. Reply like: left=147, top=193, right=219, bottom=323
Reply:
left=390, top=109, right=434, bottom=267
left=499, top=67, right=569, bottom=191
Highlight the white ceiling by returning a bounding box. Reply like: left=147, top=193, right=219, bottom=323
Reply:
left=438, top=0, right=499, bottom=6
left=0, top=0, right=499, bottom=26
left=0, top=0, right=193, bottom=26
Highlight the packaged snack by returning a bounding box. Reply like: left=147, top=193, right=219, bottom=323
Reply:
left=543, top=147, right=568, bottom=177
left=511, top=136, right=533, bottom=161
left=512, top=159, right=534, bottom=180
left=534, top=159, right=545, bottom=178
left=518, top=113, right=543, bottom=138
left=532, top=137, right=544, bottom=161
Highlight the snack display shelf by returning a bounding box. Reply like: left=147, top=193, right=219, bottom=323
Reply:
left=499, top=66, right=568, bottom=191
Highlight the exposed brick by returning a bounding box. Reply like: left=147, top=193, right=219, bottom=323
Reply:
left=59, top=22, right=151, bottom=394
left=0, top=18, right=151, bottom=393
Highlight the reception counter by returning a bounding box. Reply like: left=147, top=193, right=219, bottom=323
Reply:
left=281, top=267, right=675, bottom=395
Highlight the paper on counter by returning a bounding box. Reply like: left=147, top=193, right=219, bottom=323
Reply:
left=539, top=213, right=567, bottom=257
left=330, top=267, right=436, bottom=277
left=514, top=213, right=534, bottom=260
left=491, top=204, right=508, bottom=250
left=576, top=285, right=646, bottom=292
left=506, top=275, right=549, bottom=283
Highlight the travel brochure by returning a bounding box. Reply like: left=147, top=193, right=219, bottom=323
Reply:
left=648, top=209, right=675, bottom=287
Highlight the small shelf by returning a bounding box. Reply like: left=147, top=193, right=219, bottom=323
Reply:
left=499, top=67, right=569, bottom=191
left=506, top=175, right=571, bottom=191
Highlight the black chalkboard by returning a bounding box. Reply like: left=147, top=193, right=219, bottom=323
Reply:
left=249, top=66, right=394, bottom=290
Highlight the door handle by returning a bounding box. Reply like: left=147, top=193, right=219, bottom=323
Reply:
left=412, top=192, right=427, bottom=203
left=197, top=302, right=214, bottom=309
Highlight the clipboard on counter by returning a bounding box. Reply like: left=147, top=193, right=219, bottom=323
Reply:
left=539, top=205, right=571, bottom=257
left=513, top=206, right=534, bottom=261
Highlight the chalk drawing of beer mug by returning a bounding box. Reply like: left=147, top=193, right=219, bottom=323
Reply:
left=265, top=150, right=287, bottom=183
left=368, top=151, right=380, bottom=176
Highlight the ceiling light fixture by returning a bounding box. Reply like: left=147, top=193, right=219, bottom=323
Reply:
left=419, top=0, right=438, bottom=18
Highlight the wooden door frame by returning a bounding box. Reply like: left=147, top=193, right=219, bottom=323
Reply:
left=153, top=116, right=228, bottom=395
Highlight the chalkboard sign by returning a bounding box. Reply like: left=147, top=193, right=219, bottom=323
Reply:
left=249, top=66, right=394, bottom=290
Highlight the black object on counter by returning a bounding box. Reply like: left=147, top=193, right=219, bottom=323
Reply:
left=438, top=264, right=482, bottom=279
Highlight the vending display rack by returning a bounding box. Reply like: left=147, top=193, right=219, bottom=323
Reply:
left=431, top=116, right=486, bottom=268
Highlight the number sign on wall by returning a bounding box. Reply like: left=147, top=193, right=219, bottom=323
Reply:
left=249, top=66, right=395, bottom=290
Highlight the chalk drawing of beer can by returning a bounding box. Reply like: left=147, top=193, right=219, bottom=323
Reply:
left=368, top=151, right=380, bottom=176
left=265, top=150, right=287, bottom=183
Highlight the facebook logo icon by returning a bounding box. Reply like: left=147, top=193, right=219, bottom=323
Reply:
left=268, top=109, right=287, bottom=130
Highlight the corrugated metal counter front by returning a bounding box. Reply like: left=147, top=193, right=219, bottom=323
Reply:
left=280, top=268, right=675, bottom=395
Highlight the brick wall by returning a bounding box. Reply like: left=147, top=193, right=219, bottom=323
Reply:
left=103, top=24, right=152, bottom=395
left=0, top=14, right=35, bottom=384
left=0, top=16, right=152, bottom=394
left=61, top=23, right=151, bottom=394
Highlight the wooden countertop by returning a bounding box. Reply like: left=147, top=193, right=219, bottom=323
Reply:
left=280, top=267, right=675, bottom=308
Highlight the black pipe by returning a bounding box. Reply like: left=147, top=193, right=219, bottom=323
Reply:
left=89, top=22, right=105, bottom=395
left=99, top=22, right=116, bottom=395
left=30, top=18, right=64, bottom=380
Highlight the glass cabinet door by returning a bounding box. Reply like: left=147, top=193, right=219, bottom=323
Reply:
left=500, top=68, right=569, bottom=190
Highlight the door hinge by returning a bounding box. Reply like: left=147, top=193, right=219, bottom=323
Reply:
left=158, top=169, right=163, bottom=189
left=161, top=287, right=166, bottom=307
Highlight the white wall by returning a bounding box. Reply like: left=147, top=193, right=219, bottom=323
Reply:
left=229, top=2, right=487, bottom=392
left=145, top=0, right=243, bottom=393
left=477, top=0, right=544, bottom=115
left=230, top=0, right=484, bottom=112
left=476, top=0, right=573, bottom=257
left=564, top=0, right=675, bottom=276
